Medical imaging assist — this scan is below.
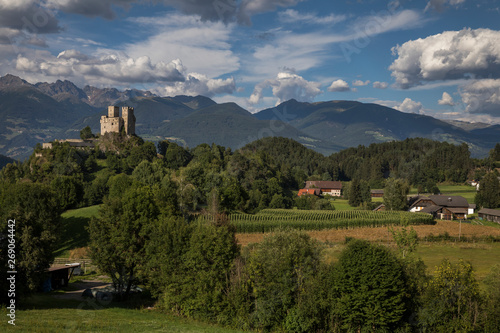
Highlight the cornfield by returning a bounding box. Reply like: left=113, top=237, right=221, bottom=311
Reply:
left=197, top=209, right=435, bottom=233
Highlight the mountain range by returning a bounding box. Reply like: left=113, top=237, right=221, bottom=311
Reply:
left=0, top=74, right=497, bottom=160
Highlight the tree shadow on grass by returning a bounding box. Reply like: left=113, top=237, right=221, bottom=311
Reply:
left=54, top=216, right=91, bottom=257
left=21, top=287, right=155, bottom=311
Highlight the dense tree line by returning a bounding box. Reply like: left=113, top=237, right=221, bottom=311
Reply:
left=330, top=138, right=473, bottom=187
left=0, top=136, right=482, bottom=214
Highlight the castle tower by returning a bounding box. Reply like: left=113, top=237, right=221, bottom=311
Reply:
left=101, top=105, right=122, bottom=135
left=122, top=106, right=136, bottom=135
left=108, top=106, right=119, bottom=118
left=100, top=105, right=135, bottom=136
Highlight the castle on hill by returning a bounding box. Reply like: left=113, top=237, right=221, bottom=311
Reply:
left=100, top=106, right=136, bottom=136
left=38, top=105, right=136, bottom=154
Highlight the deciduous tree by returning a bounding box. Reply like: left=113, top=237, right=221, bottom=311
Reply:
left=419, top=259, right=481, bottom=332
left=87, top=186, right=160, bottom=299
left=0, top=183, right=61, bottom=304
left=332, top=239, right=410, bottom=331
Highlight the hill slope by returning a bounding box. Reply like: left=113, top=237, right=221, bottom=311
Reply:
left=154, top=102, right=344, bottom=153
left=256, top=100, right=494, bottom=157
left=0, top=154, right=16, bottom=169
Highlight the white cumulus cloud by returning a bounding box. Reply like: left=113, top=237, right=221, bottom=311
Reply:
left=14, top=51, right=187, bottom=84
left=373, top=81, right=388, bottom=89
left=352, top=80, right=370, bottom=87
left=395, top=98, right=424, bottom=114
left=249, top=70, right=321, bottom=105
left=389, top=28, right=500, bottom=88
left=438, top=92, right=455, bottom=106
left=157, top=72, right=236, bottom=97
left=327, top=79, right=350, bottom=92
left=459, top=79, right=500, bottom=116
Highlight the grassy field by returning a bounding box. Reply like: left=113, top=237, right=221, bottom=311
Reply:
left=330, top=198, right=357, bottom=210
left=319, top=242, right=500, bottom=282
left=55, top=205, right=99, bottom=258
left=0, top=294, right=245, bottom=333
left=331, top=197, right=383, bottom=210
left=409, top=184, right=477, bottom=202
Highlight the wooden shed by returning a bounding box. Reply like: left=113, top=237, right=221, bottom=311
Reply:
left=478, top=208, right=500, bottom=224
left=42, top=263, right=81, bottom=292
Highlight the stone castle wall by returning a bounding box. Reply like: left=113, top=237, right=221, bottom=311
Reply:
left=100, top=106, right=135, bottom=135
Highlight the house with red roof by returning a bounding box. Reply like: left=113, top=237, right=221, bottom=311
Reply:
left=298, top=181, right=343, bottom=197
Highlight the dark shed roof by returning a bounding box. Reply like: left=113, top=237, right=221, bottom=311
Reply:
left=428, top=195, right=469, bottom=208
left=478, top=208, right=500, bottom=217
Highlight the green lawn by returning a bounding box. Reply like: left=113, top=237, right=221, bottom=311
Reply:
left=437, top=184, right=477, bottom=202
left=409, top=184, right=477, bottom=203
left=0, top=294, right=245, bottom=333
left=415, top=242, right=500, bottom=280
left=322, top=241, right=500, bottom=282
left=55, top=205, right=100, bottom=258
left=331, top=198, right=357, bottom=210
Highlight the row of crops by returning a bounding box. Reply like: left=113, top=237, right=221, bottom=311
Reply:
left=197, top=209, right=435, bottom=233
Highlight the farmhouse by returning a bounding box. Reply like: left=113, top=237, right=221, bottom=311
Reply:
left=409, top=195, right=469, bottom=220
left=299, top=181, right=343, bottom=197
left=478, top=208, right=500, bottom=223
left=371, top=189, right=384, bottom=198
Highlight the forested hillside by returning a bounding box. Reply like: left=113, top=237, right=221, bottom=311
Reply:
left=329, top=138, right=473, bottom=187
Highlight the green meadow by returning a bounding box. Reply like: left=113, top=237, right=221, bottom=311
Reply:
left=0, top=295, right=245, bottom=333
left=409, top=184, right=477, bottom=202
left=55, top=205, right=99, bottom=258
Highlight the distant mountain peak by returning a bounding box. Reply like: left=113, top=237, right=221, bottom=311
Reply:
left=0, top=74, right=157, bottom=108
left=0, top=74, right=32, bottom=90
left=35, top=79, right=87, bottom=100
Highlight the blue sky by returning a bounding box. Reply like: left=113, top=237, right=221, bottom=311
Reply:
left=1, top=0, right=500, bottom=124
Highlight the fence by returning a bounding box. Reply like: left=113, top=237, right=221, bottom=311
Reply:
left=52, top=258, right=97, bottom=275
